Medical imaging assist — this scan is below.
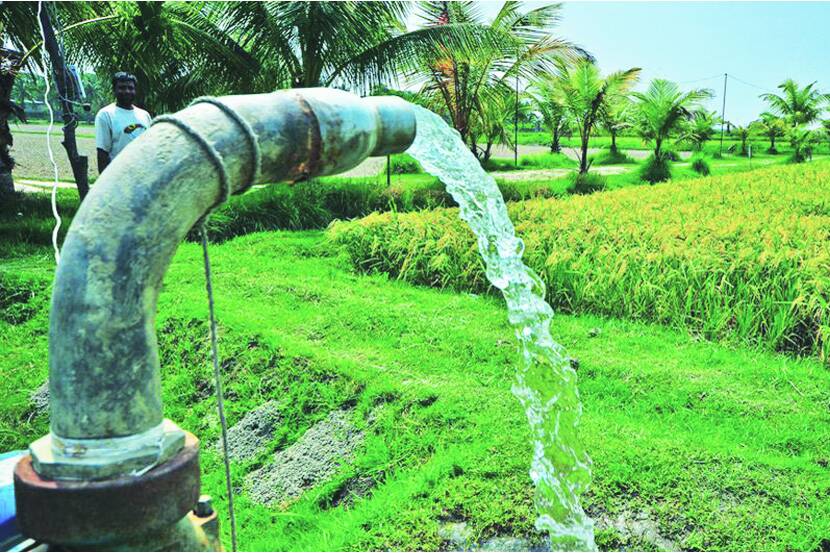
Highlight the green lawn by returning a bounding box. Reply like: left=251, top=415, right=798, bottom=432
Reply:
left=1, top=228, right=828, bottom=551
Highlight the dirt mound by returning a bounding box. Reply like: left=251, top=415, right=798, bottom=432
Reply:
left=246, top=409, right=363, bottom=506
left=219, top=400, right=283, bottom=462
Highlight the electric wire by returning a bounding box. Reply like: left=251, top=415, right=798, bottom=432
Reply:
left=726, top=73, right=778, bottom=94
left=36, top=0, right=61, bottom=265
left=676, top=73, right=723, bottom=85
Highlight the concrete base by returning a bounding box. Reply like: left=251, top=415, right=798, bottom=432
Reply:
left=30, top=419, right=185, bottom=481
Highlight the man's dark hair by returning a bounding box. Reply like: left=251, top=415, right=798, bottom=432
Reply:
left=111, top=71, right=137, bottom=89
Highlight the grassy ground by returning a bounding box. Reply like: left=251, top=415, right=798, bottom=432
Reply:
left=1, top=231, right=828, bottom=551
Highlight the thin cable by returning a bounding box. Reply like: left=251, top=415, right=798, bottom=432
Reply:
left=677, top=73, right=723, bottom=85
left=151, top=109, right=258, bottom=551
left=200, top=225, right=237, bottom=552
left=727, top=73, right=777, bottom=94
left=36, top=0, right=61, bottom=265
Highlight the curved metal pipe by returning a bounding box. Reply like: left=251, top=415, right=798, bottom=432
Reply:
left=32, top=89, right=415, bottom=479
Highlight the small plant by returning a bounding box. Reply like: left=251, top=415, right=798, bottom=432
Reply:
left=640, top=155, right=671, bottom=183
left=712, top=151, right=723, bottom=159
left=787, top=126, right=816, bottom=163
left=591, top=148, right=636, bottom=165
left=661, top=147, right=681, bottom=162
left=388, top=153, right=423, bottom=174
left=690, top=154, right=710, bottom=176
left=567, top=172, right=607, bottom=195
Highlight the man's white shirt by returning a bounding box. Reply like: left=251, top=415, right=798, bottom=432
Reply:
left=94, top=103, right=152, bottom=159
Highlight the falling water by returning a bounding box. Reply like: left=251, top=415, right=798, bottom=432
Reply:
left=407, top=106, right=596, bottom=551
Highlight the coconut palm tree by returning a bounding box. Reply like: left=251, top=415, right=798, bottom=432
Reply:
left=822, top=120, right=830, bottom=153
left=732, top=125, right=752, bottom=156
left=412, top=1, right=588, bottom=151
left=599, top=96, right=635, bottom=155
left=550, top=59, right=640, bottom=173
left=530, top=78, right=569, bottom=153
left=760, top=79, right=830, bottom=128
left=469, top=88, right=517, bottom=162
left=211, top=1, right=491, bottom=97
left=750, top=112, right=787, bottom=154
left=65, top=2, right=257, bottom=114
left=633, top=79, right=713, bottom=161
left=679, top=109, right=719, bottom=151
left=787, top=126, right=816, bottom=162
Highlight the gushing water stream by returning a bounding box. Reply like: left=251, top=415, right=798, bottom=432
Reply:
left=407, top=106, right=596, bottom=551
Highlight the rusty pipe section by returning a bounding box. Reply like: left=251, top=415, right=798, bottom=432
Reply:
left=32, top=89, right=415, bottom=480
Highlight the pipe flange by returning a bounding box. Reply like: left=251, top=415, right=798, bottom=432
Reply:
left=29, top=418, right=186, bottom=481
left=14, top=431, right=200, bottom=547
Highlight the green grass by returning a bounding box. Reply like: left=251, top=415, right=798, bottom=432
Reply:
left=1, top=232, right=828, bottom=551
left=590, top=149, right=638, bottom=165
left=483, top=152, right=577, bottom=172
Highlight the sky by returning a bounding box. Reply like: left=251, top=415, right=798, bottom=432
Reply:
left=410, top=1, right=830, bottom=126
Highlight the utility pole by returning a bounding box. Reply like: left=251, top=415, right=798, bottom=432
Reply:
left=514, top=72, right=519, bottom=168
left=386, top=154, right=391, bottom=187
left=719, top=73, right=728, bottom=156
left=39, top=2, right=90, bottom=200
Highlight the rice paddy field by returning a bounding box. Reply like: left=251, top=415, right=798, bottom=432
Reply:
left=330, top=161, right=830, bottom=359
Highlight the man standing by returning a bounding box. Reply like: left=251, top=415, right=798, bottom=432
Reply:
left=94, top=72, right=152, bottom=173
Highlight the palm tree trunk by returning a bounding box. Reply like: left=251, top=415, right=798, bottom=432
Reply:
left=579, top=127, right=590, bottom=174
left=610, top=131, right=617, bottom=154
left=655, top=137, right=662, bottom=160
left=0, top=64, right=18, bottom=195
left=551, top=125, right=561, bottom=153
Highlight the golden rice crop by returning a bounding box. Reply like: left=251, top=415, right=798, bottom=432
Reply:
left=329, top=162, right=830, bottom=360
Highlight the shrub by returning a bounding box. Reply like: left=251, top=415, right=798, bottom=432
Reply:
left=388, top=153, right=423, bottom=175
left=690, top=155, right=711, bottom=176
left=518, top=153, right=577, bottom=170
left=640, top=155, right=672, bottom=183
left=329, top=162, right=830, bottom=360
left=483, top=153, right=576, bottom=172
left=591, top=149, right=636, bottom=165
left=566, top=172, right=607, bottom=195
left=661, top=147, right=681, bottom=162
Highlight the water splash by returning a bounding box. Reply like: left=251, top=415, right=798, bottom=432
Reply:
left=407, top=106, right=595, bottom=551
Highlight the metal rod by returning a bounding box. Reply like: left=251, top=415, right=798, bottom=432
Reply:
left=514, top=71, right=519, bottom=168
left=719, top=73, right=728, bottom=156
